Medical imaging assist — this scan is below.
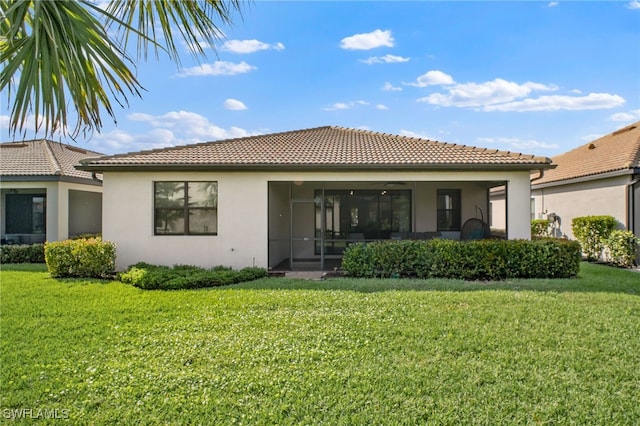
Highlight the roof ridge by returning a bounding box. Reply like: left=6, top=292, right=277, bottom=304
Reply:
left=625, top=134, right=640, bottom=168
left=87, top=126, right=339, bottom=162
left=42, top=140, right=63, bottom=175
left=77, top=125, right=553, bottom=170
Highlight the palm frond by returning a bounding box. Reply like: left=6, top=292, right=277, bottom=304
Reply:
left=0, top=0, right=245, bottom=139
left=105, top=0, right=244, bottom=64
left=1, top=0, right=143, bottom=138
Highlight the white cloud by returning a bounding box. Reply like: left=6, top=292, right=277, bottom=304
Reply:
left=86, top=110, right=262, bottom=154
left=340, top=29, right=394, bottom=50
left=418, top=79, right=526, bottom=106
left=382, top=82, right=402, bottom=92
left=547, top=2, right=559, bottom=7
left=417, top=77, right=559, bottom=108
left=224, top=98, right=248, bottom=110
left=405, top=70, right=455, bottom=87
left=627, top=1, right=640, bottom=9
left=581, top=133, right=604, bottom=142
left=477, top=136, right=559, bottom=152
left=611, top=109, right=640, bottom=121
left=176, top=61, right=256, bottom=77
left=484, top=93, right=625, bottom=112
left=399, top=129, right=434, bottom=140
left=410, top=71, right=622, bottom=113
left=376, top=104, right=389, bottom=110
left=220, top=39, right=285, bottom=54
left=361, top=54, right=410, bottom=64
left=325, top=102, right=350, bottom=111
left=324, top=100, right=370, bottom=111
left=0, top=113, right=70, bottom=140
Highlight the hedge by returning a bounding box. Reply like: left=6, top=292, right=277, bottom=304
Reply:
left=44, top=238, right=116, bottom=278
left=571, top=215, right=617, bottom=261
left=119, top=263, right=268, bottom=290
left=0, top=244, right=45, bottom=264
left=341, top=239, right=581, bottom=280
left=605, top=230, right=639, bottom=268
left=531, top=219, right=550, bottom=238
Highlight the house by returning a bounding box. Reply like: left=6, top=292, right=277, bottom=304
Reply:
left=490, top=121, right=640, bottom=239
left=532, top=122, right=639, bottom=239
left=0, top=139, right=103, bottom=244
left=76, top=126, right=553, bottom=271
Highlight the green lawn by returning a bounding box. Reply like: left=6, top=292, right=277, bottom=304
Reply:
left=1, top=263, right=639, bottom=425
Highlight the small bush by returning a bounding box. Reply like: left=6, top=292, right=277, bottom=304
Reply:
left=605, top=230, right=639, bottom=268
left=531, top=219, right=550, bottom=238
left=571, top=215, right=617, bottom=261
left=0, top=244, right=45, bottom=264
left=341, top=239, right=581, bottom=280
left=44, top=238, right=116, bottom=278
left=119, top=263, right=268, bottom=290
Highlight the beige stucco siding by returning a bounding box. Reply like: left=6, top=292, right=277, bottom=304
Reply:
left=0, top=180, right=102, bottom=242
left=532, top=176, right=629, bottom=239
left=103, top=170, right=533, bottom=270
left=103, top=172, right=268, bottom=271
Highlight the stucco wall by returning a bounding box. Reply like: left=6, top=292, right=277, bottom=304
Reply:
left=69, top=189, right=102, bottom=237
left=532, top=176, right=629, bottom=239
left=0, top=180, right=101, bottom=242
left=103, top=170, right=533, bottom=270
left=103, top=172, right=269, bottom=271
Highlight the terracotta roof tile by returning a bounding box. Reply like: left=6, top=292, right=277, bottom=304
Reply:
left=78, top=126, right=552, bottom=170
left=0, top=139, right=103, bottom=181
left=535, top=121, right=640, bottom=185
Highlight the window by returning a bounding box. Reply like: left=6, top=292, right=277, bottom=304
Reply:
left=315, top=189, right=411, bottom=254
left=437, top=189, right=461, bottom=231
left=154, top=182, right=217, bottom=235
left=6, top=194, right=46, bottom=234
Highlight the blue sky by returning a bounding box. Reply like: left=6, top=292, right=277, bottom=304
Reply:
left=3, top=1, right=640, bottom=157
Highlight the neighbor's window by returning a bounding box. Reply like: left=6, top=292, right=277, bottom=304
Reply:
left=154, top=181, right=217, bottom=235
left=437, top=189, right=461, bottom=231
left=5, top=194, right=46, bottom=234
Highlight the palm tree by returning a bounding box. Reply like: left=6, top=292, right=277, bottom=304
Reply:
left=0, top=0, right=243, bottom=139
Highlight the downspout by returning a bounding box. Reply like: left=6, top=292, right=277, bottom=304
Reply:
left=530, top=169, right=545, bottom=219
left=530, top=169, right=545, bottom=183
left=626, top=172, right=640, bottom=235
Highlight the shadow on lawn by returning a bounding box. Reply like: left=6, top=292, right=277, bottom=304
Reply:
left=235, top=263, right=640, bottom=295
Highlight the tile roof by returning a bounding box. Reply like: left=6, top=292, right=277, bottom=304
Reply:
left=534, top=121, right=640, bottom=185
left=0, top=139, right=103, bottom=181
left=78, top=126, right=552, bottom=171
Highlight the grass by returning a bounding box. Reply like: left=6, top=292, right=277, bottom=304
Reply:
left=1, top=263, right=639, bottom=424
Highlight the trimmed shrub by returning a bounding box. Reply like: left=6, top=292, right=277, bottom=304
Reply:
left=341, top=239, right=581, bottom=280
left=605, top=230, right=639, bottom=268
left=0, top=244, right=45, bottom=264
left=571, top=215, right=617, bottom=261
left=44, top=238, right=116, bottom=278
left=531, top=219, right=550, bottom=238
left=119, top=263, right=268, bottom=290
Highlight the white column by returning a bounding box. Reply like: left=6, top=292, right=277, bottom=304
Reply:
left=506, top=173, right=532, bottom=240
left=45, top=184, right=59, bottom=241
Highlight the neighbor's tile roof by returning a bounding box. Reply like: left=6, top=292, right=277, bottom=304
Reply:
left=0, top=139, right=103, bottom=181
left=78, top=126, right=552, bottom=171
left=535, top=121, right=640, bottom=185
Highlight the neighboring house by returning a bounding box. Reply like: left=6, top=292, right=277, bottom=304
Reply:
left=77, top=126, right=552, bottom=271
left=491, top=121, right=640, bottom=239
left=531, top=121, right=640, bottom=239
left=0, top=139, right=103, bottom=244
